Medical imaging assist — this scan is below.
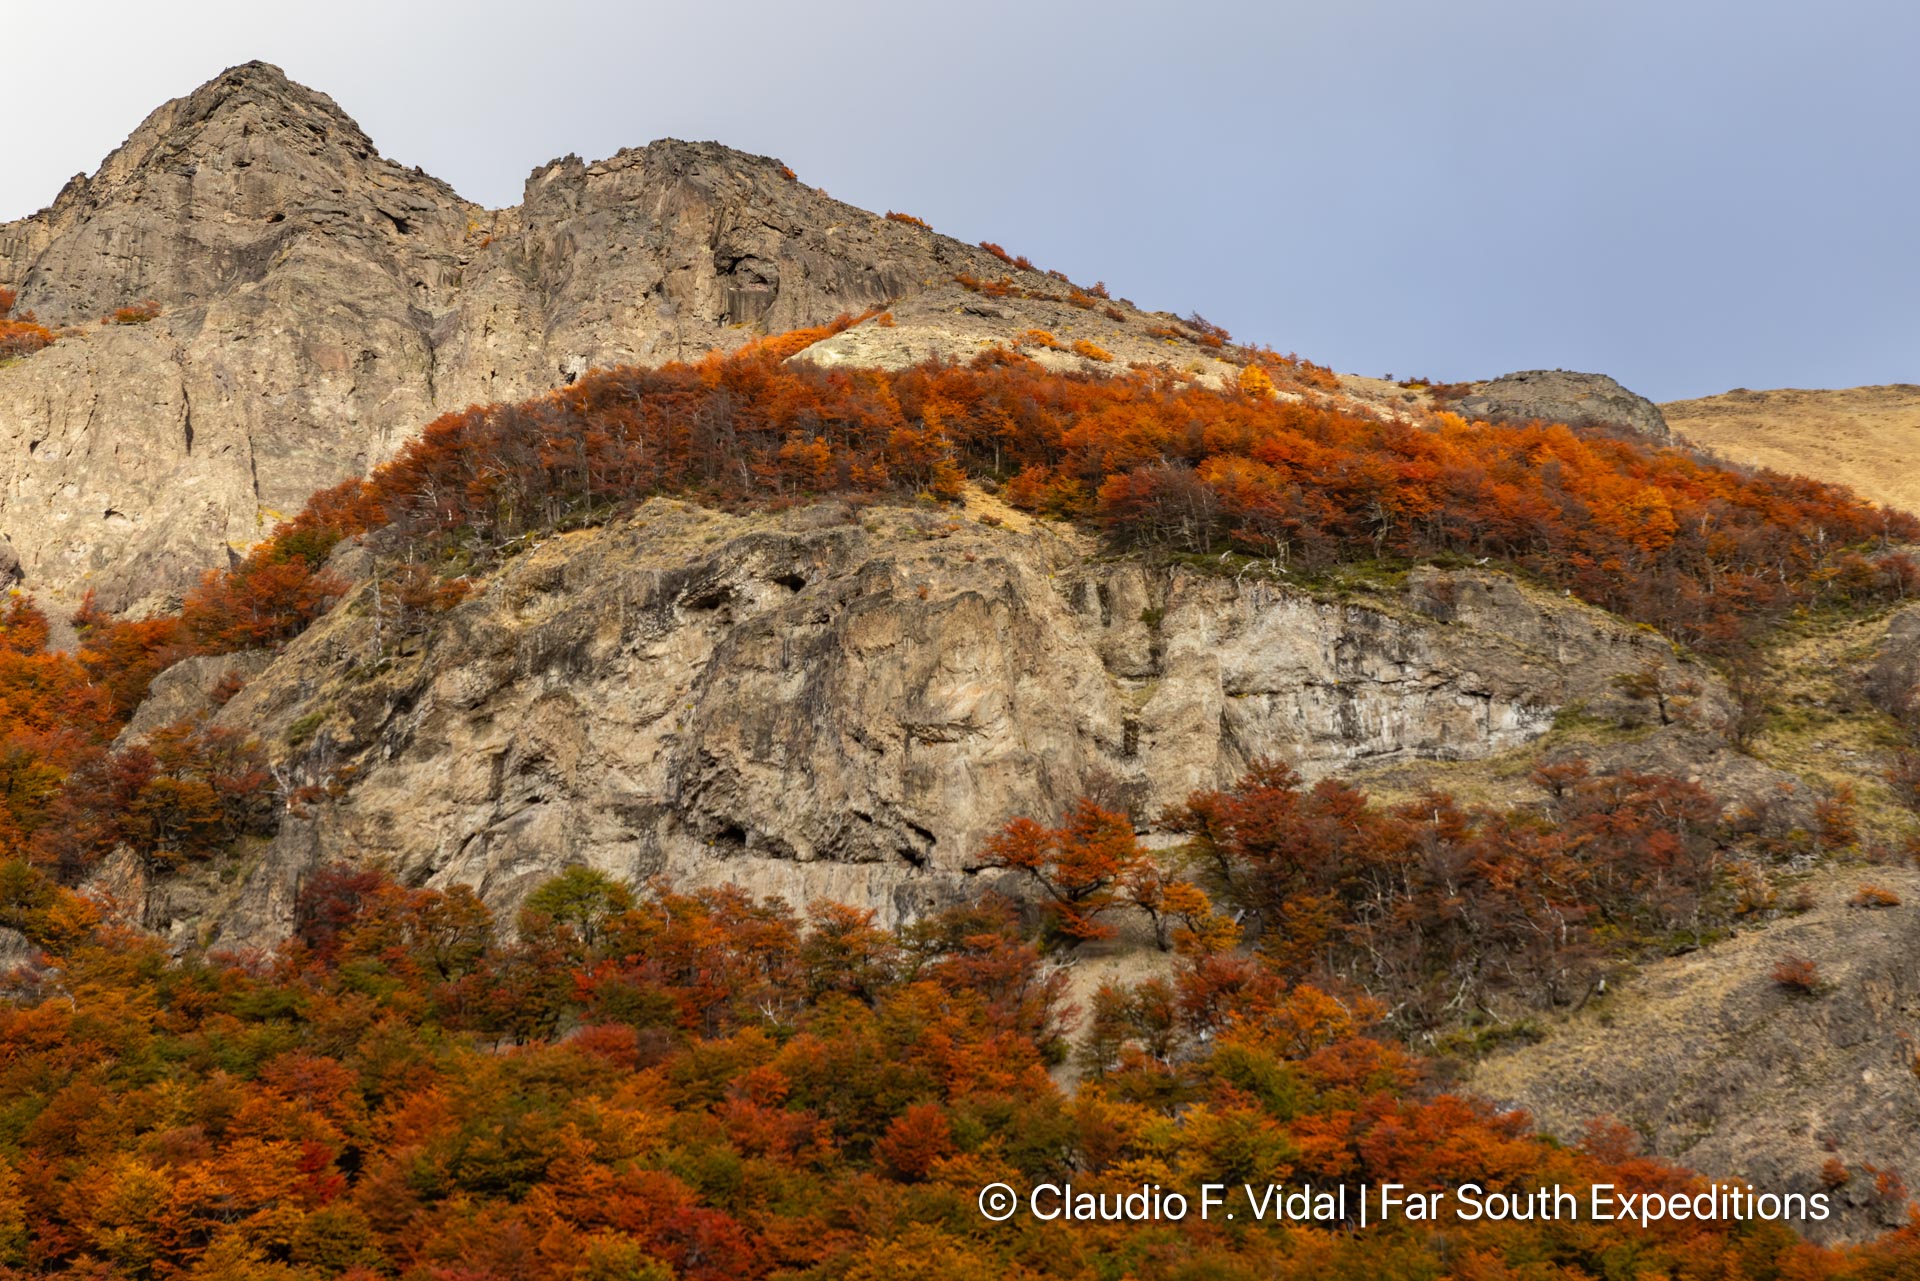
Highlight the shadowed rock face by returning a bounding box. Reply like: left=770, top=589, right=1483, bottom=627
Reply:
left=0, top=62, right=1075, bottom=613
left=1456, top=369, right=1670, bottom=441
left=1869, top=604, right=1920, bottom=722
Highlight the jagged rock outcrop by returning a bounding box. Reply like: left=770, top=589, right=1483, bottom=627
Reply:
left=114, top=649, right=274, bottom=746
left=2, top=62, right=1226, bottom=615
left=0, top=64, right=476, bottom=612
left=1457, top=369, right=1670, bottom=440
left=121, top=498, right=1720, bottom=945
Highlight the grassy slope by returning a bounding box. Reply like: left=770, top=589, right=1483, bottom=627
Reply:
left=1664, top=385, right=1920, bottom=518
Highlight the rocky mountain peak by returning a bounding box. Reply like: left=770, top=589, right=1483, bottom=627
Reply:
left=0, top=64, right=1255, bottom=614
left=1, top=62, right=472, bottom=326
left=151, top=59, right=371, bottom=153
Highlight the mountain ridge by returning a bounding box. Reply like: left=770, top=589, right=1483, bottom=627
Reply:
left=2, top=61, right=1237, bottom=614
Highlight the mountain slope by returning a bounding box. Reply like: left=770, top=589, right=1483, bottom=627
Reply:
left=1663, top=384, right=1920, bottom=517
left=6, top=62, right=1920, bottom=1268
left=1473, top=859, right=1920, bottom=1242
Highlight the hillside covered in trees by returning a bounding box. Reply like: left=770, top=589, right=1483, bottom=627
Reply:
left=3, top=315, right=1920, bottom=1274
left=5, top=319, right=1916, bottom=886
left=121, top=314, right=1920, bottom=652
left=4, top=853, right=1920, bottom=1280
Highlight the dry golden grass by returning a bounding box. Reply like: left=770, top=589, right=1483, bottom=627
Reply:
left=1663, top=385, right=1920, bottom=517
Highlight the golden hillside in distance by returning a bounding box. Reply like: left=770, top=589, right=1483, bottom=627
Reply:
left=1664, top=384, right=1920, bottom=516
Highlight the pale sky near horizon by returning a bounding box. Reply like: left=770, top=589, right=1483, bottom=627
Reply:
left=5, top=0, right=1914, bottom=403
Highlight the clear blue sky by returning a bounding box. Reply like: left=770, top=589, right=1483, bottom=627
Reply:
left=7, top=0, right=1915, bottom=401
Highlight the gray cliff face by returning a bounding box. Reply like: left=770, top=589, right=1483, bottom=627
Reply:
left=118, top=500, right=1716, bottom=946
left=0, top=62, right=474, bottom=611
left=1456, top=369, right=1671, bottom=441
left=0, top=64, right=474, bottom=325
left=0, top=62, right=1092, bottom=613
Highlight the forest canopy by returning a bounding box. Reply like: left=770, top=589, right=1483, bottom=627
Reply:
left=2, top=860, right=1916, bottom=1279
left=177, top=315, right=1919, bottom=661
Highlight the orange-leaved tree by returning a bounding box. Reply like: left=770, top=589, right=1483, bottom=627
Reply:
left=0, top=286, right=54, bottom=358
left=981, top=798, right=1156, bottom=941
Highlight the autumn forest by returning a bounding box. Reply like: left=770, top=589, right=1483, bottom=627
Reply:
left=3, top=315, right=1919, bottom=1278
